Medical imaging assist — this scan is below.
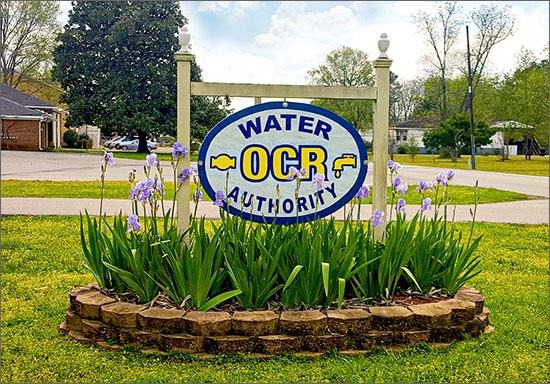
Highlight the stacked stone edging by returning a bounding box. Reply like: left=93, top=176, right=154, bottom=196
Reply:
left=59, top=284, right=493, bottom=357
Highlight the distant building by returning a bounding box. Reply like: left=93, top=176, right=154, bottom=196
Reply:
left=361, top=118, right=437, bottom=154
left=1, top=82, right=63, bottom=150
left=362, top=118, right=545, bottom=156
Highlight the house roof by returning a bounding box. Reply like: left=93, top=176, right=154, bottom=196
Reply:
left=391, top=118, right=438, bottom=129
left=0, top=82, right=57, bottom=110
left=490, top=121, right=535, bottom=130
left=1, top=97, right=44, bottom=119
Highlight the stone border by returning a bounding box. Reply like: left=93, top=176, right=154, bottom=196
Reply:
left=60, top=284, right=493, bottom=357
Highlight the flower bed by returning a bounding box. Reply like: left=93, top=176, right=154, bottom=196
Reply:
left=62, top=146, right=493, bottom=357
left=60, top=283, right=492, bottom=357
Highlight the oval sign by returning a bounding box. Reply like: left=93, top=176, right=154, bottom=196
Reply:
left=198, top=101, right=368, bottom=224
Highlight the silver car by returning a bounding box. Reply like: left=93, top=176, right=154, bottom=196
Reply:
left=119, top=138, right=157, bottom=151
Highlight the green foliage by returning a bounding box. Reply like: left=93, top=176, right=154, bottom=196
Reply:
left=0, top=1, right=61, bottom=86
left=307, top=46, right=374, bottom=131
left=496, top=47, right=549, bottom=149
left=423, top=113, right=496, bottom=161
left=52, top=1, right=229, bottom=150
left=404, top=135, right=420, bottom=162
left=62, top=130, right=79, bottom=148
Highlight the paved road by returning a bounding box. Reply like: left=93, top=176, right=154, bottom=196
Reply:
left=2, top=197, right=548, bottom=224
left=1, top=151, right=548, bottom=223
left=2, top=151, right=548, bottom=197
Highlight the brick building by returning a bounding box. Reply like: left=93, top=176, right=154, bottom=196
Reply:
left=1, top=83, right=63, bottom=151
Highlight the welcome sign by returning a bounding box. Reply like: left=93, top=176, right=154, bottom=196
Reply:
left=198, top=102, right=368, bottom=224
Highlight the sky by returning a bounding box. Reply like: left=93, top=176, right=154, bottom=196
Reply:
left=57, top=1, right=549, bottom=110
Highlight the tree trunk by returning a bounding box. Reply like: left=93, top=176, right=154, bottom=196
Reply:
left=441, top=74, right=448, bottom=121
left=137, top=130, right=149, bottom=153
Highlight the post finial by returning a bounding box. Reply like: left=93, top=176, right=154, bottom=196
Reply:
left=178, top=26, right=191, bottom=53
left=377, top=33, right=389, bottom=59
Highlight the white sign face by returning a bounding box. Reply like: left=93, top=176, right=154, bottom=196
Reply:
left=198, top=101, right=368, bottom=224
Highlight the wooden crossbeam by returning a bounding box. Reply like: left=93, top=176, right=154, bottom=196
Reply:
left=191, top=82, right=377, bottom=100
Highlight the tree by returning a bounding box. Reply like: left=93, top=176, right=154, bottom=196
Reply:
left=390, top=77, right=424, bottom=123
left=495, top=45, right=549, bottom=152
left=423, top=113, right=495, bottom=161
left=52, top=1, right=228, bottom=152
left=413, top=1, right=464, bottom=121
left=458, top=4, right=515, bottom=112
left=404, top=134, right=420, bottom=162
left=414, top=74, right=500, bottom=122
left=307, top=46, right=374, bottom=132
left=0, top=1, right=61, bottom=87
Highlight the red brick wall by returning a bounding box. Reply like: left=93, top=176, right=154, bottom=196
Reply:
left=1, top=119, right=40, bottom=151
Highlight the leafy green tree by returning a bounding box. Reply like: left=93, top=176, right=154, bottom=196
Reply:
left=495, top=46, right=549, bottom=151
left=53, top=1, right=228, bottom=152
left=423, top=113, right=495, bottom=161
left=307, top=46, right=374, bottom=132
left=414, top=74, right=500, bottom=123
left=403, top=134, right=420, bottom=162
left=0, top=1, right=61, bottom=87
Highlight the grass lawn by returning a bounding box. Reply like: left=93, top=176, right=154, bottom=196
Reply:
left=55, top=148, right=199, bottom=162
left=391, top=154, right=549, bottom=177
left=0, top=180, right=528, bottom=205
left=1, top=216, right=548, bottom=382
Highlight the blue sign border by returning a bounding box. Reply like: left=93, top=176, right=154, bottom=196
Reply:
left=198, top=101, right=368, bottom=224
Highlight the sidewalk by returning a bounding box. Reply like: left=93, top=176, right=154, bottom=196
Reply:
left=2, top=197, right=548, bottom=224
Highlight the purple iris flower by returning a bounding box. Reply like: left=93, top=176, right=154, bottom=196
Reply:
left=145, top=153, right=157, bottom=168
left=370, top=209, right=385, bottom=227
left=193, top=190, right=204, bottom=202
left=155, top=179, right=165, bottom=195
left=415, top=180, right=434, bottom=193
left=312, top=173, right=326, bottom=190
left=396, top=198, right=406, bottom=212
left=421, top=197, right=432, bottom=211
left=127, top=214, right=142, bottom=232
left=447, top=170, right=455, bottom=180
left=355, top=184, right=370, bottom=200
left=435, top=172, right=447, bottom=186
left=172, top=142, right=189, bottom=158
left=387, top=160, right=402, bottom=172
left=396, top=183, right=408, bottom=195
left=392, top=177, right=402, bottom=189
left=129, top=186, right=139, bottom=200
left=190, top=163, right=198, bottom=174
left=178, top=168, right=192, bottom=184
left=101, top=152, right=115, bottom=166
left=214, top=190, right=226, bottom=207
left=287, top=166, right=305, bottom=181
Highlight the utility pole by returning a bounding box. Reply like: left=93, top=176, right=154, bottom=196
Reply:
left=466, top=25, right=476, bottom=169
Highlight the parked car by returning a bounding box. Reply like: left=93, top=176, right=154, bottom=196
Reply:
left=114, top=137, right=137, bottom=149
left=157, top=136, right=175, bottom=146
left=119, top=138, right=157, bottom=151
left=104, top=136, right=122, bottom=148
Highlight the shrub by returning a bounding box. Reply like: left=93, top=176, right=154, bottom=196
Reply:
left=397, top=146, right=407, bottom=154
left=63, top=130, right=79, bottom=148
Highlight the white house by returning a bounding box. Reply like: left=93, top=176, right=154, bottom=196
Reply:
left=361, top=118, right=543, bottom=156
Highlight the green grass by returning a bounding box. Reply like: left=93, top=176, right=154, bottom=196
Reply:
left=1, top=216, right=548, bottom=382
left=55, top=148, right=199, bottom=162
left=0, top=180, right=528, bottom=205
left=391, top=154, right=549, bottom=177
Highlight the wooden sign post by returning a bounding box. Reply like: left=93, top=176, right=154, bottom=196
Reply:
left=175, top=29, right=391, bottom=241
